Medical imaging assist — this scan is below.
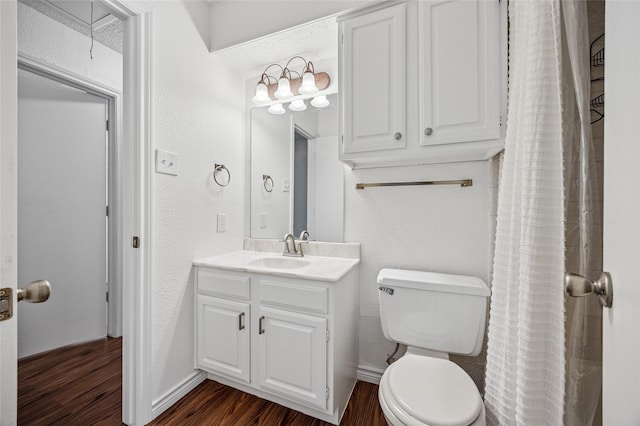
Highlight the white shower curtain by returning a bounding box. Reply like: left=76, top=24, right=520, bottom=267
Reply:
left=484, top=0, right=567, bottom=424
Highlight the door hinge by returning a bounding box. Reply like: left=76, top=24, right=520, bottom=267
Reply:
left=106, top=120, right=110, bottom=131
left=326, top=387, right=330, bottom=400
left=133, top=236, right=140, bottom=248
left=0, top=288, right=13, bottom=321
left=106, top=205, right=109, bottom=217
left=106, top=290, right=109, bottom=302
left=326, top=329, right=330, bottom=341
left=499, top=115, right=503, bottom=126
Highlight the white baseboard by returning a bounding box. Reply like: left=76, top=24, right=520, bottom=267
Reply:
left=357, top=364, right=385, bottom=385
left=151, top=370, right=207, bottom=420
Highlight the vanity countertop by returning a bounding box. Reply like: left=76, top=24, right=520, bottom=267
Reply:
left=194, top=250, right=360, bottom=282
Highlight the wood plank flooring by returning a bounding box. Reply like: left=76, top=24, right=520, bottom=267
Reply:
left=18, top=337, right=385, bottom=425
left=151, top=380, right=385, bottom=426
left=18, top=337, right=123, bottom=426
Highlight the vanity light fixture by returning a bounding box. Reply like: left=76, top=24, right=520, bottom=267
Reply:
left=289, top=99, right=307, bottom=112
left=252, top=56, right=331, bottom=114
left=267, top=103, right=286, bottom=115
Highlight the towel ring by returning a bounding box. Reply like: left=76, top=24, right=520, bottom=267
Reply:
left=213, top=163, right=231, bottom=187
left=263, top=175, right=274, bottom=192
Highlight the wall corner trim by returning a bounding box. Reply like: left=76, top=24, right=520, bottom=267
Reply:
left=151, top=370, right=207, bottom=420
left=356, top=365, right=385, bottom=385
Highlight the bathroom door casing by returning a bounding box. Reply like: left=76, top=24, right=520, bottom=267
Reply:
left=17, top=69, right=108, bottom=358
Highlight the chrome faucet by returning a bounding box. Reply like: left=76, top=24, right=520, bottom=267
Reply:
left=283, top=233, right=302, bottom=257
left=299, top=230, right=310, bottom=241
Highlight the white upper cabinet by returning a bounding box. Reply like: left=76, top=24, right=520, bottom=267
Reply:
left=339, top=0, right=505, bottom=168
left=420, top=0, right=500, bottom=146
left=339, top=2, right=406, bottom=154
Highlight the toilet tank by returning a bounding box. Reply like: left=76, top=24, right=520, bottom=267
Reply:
left=377, top=268, right=490, bottom=356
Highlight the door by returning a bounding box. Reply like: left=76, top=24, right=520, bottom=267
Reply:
left=419, top=0, right=500, bottom=146
left=340, top=2, right=406, bottom=154
left=602, top=1, right=640, bottom=423
left=17, top=69, right=108, bottom=358
left=197, top=295, right=250, bottom=383
left=0, top=1, right=18, bottom=422
left=257, top=306, right=327, bottom=411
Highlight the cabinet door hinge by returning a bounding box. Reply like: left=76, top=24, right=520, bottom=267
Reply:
left=326, top=387, right=330, bottom=400
left=106, top=120, right=110, bottom=131
left=326, top=329, right=330, bottom=341
left=132, top=236, right=140, bottom=248
left=499, top=115, right=503, bottom=126
left=341, top=33, right=344, bottom=44
left=106, top=290, right=109, bottom=302
left=106, top=205, right=109, bottom=217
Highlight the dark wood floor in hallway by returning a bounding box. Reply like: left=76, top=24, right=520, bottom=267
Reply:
left=18, top=338, right=385, bottom=425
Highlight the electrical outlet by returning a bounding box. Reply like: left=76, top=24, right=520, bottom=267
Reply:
left=260, top=213, right=267, bottom=229
left=217, top=213, right=226, bottom=233
left=283, top=179, right=290, bottom=192
left=156, top=150, right=178, bottom=176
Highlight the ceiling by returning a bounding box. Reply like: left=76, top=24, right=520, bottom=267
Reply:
left=19, top=0, right=123, bottom=53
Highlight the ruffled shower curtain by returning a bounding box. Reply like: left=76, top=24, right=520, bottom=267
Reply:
left=484, top=1, right=566, bottom=423
left=484, top=0, right=601, bottom=424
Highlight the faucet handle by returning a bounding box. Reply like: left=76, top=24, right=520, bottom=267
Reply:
left=299, top=230, right=310, bottom=241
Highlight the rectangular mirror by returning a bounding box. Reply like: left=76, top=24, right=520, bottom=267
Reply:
left=250, top=94, right=344, bottom=241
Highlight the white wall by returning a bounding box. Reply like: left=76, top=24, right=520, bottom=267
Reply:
left=209, top=1, right=369, bottom=52
left=17, top=2, right=122, bottom=91
left=345, top=159, right=498, bottom=389
left=143, top=1, right=246, bottom=404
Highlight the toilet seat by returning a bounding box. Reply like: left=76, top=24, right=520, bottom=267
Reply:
left=379, top=354, right=483, bottom=426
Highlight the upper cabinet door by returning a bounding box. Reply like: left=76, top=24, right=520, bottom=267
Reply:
left=419, top=0, right=500, bottom=146
left=340, top=2, right=407, bottom=154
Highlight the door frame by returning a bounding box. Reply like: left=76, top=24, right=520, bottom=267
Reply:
left=100, top=1, right=153, bottom=424
left=17, top=53, right=121, bottom=339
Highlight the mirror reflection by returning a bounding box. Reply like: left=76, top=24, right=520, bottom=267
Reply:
left=250, top=94, right=344, bottom=242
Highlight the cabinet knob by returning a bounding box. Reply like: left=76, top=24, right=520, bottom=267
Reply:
left=424, top=127, right=433, bottom=136
left=394, top=132, right=402, bottom=140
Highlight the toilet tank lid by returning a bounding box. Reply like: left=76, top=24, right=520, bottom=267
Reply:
left=377, top=268, right=490, bottom=297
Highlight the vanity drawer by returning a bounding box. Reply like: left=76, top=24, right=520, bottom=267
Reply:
left=197, top=268, right=250, bottom=301
left=259, top=279, right=328, bottom=315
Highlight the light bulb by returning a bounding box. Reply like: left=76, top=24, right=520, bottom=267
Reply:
left=274, top=77, right=293, bottom=100
left=289, top=99, right=307, bottom=112
left=298, top=71, right=319, bottom=96
left=311, top=95, right=330, bottom=108
left=267, top=103, right=286, bottom=115
left=252, top=82, right=271, bottom=106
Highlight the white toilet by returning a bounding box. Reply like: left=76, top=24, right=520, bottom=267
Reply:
left=377, top=268, right=491, bottom=426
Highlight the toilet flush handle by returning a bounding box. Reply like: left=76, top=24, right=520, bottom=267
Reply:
left=379, top=286, right=394, bottom=296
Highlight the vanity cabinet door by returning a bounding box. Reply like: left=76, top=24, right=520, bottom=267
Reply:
left=197, top=295, right=250, bottom=383
left=419, top=0, right=500, bottom=146
left=257, top=306, right=328, bottom=411
left=339, top=2, right=406, bottom=155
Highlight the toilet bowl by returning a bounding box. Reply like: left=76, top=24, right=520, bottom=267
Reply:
left=378, top=353, right=485, bottom=426
left=376, top=269, right=491, bottom=426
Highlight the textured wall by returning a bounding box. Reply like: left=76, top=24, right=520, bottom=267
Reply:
left=17, top=2, right=122, bottom=91
left=145, top=1, right=246, bottom=403
left=345, top=159, right=498, bottom=391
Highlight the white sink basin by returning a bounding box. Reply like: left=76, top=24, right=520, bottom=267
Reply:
left=248, top=256, right=311, bottom=270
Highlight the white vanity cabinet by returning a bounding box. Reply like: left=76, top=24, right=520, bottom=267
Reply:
left=339, top=0, right=505, bottom=167
left=194, top=263, right=359, bottom=425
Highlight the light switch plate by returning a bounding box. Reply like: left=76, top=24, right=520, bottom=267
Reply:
left=217, top=213, right=227, bottom=233
left=156, top=149, right=178, bottom=176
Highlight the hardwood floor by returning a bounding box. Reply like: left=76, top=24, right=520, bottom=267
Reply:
left=151, top=380, right=386, bottom=426
left=18, top=337, right=123, bottom=426
left=18, top=337, right=385, bottom=425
